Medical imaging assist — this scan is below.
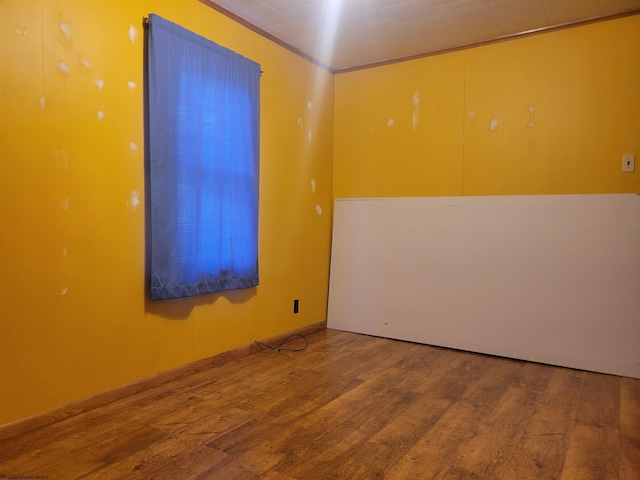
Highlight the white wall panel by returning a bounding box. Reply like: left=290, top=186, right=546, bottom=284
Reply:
left=327, top=194, right=640, bottom=378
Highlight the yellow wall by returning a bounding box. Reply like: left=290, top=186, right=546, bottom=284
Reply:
left=334, top=15, right=640, bottom=198
left=0, top=0, right=333, bottom=425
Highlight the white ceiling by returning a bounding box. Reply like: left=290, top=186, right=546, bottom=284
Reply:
left=202, top=0, right=640, bottom=71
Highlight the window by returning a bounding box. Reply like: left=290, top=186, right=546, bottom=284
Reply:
left=147, top=14, right=261, bottom=300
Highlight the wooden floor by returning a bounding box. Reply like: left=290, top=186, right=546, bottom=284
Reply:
left=1, top=329, right=639, bottom=479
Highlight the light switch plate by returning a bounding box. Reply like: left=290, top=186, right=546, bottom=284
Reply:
left=622, top=154, right=635, bottom=172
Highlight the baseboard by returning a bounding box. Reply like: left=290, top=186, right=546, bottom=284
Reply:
left=0, top=321, right=327, bottom=442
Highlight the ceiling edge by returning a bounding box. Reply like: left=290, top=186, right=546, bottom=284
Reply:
left=199, top=1, right=639, bottom=75
left=336, top=9, right=640, bottom=73
left=199, top=0, right=336, bottom=74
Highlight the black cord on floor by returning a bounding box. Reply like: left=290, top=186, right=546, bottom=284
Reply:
left=254, top=333, right=308, bottom=352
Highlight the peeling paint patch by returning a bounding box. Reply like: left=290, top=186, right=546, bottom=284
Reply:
left=60, top=197, right=69, bottom=210
left=94, top=77, right=104, bottom=91
left=78, top=56, right=92, bottom=70
left=129, top=24, right=138, bottom=44
left=38, top=97, right=46, bottom=108
left=490, top=118, right=499, bottom=131
left=61, top=287, right=68, bottom=295
left=315, top=204, right=322, bottom=216
left=127, top=190, right=140, bottom=210
left=56, top=60, right=70, bottom=76
left=297, top=117, right=303, bottom=128
left=528, top=106, right=536, bottom=128
left=307, top=100, right=313, bottom=110
left=62, top=247, right=68, bottom=258
left=307, top=130, right=312, bottom=143
left=467, top=111, right=476, bottom=119
left=387, top=119, right=394, bottom=127
left=129, top=142, right=138, bottom=155
left=14, top=24, right=28, bottom=36
left=311, top=179, right=316, bottom=194
left=127, top=81, right=136, bottom=90
left=412, top=91, right=420, bottom=131
left=55, top=150, right=68, bottom=170
left=97, top=110, right=106, bottom=121
left=59, top=22, right=72, bottom=42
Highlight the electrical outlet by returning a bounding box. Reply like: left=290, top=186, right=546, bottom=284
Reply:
left=622, top=154, right=635, bottom=172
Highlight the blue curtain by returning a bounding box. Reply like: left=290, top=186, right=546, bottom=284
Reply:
left=147, top=14, right=260, bottom=300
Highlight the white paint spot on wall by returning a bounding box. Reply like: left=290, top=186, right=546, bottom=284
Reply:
left=60, top=197, right=69, bottom=210
left=59, top=22, right=72, bottom=41
left=387, top=119, right=394, bottom=127
left=528, top=105, right=536, bottom=128
left=129, top=142, right=138, bottom=155
left=308, top=130, right=312, bottom=143
left=55, top=150, right=68, bottom=170
left=61, top=287, right=68, bottom=295
left=97, top=105, right=108, bottom=121
left=490, top=117, right=499, bottom=131
left=297, top=117, right=303, bottom=128
left=316, top=204, right=322, bottom=216
left=412, top=91, right=420, bottom=131
left=127, top=190, right=140, bottom=210
left=128, top=24, right=138, bottom=44
left=78, top=56, right=92, bottom=70
left=467, top=111, right=476, bottom=119
left=56, top=61, right=70, bottom=76
left=94, top=77, right=104, bottom=91
left=307, top=100, right=313, bottom=110
left=14, top=24, right=28, bottom=36
left=127, top=81, right=136, bottom=90
left=38, top=97, right=46, bottom=108
left=311, top=179, right=316, bottom=194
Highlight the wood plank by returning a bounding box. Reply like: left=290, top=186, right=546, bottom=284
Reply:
left=442, top=359, right=555, bottom=478
left=619, top=377, right=640, bottom=480
left=559, top=424, right=619, bottom=480
left=330, top=394, right=448, bottom=478
left=383, top=358, right=522, bottom=479
left=558, top=371, right=621, bottom=479
left=275, top=387, right=422, bottom=478
left=440, top=384, right=542, bottom=478
left=493, top=367, right=585, bottom=480
left=76, top=431, right=233, bottom=479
